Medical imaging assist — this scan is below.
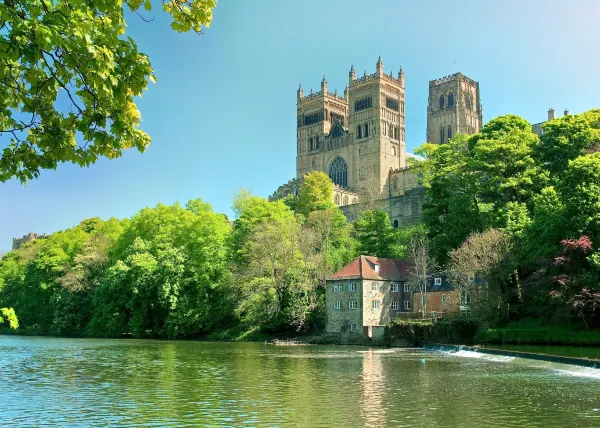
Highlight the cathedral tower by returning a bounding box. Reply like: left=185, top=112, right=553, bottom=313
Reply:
left=426, top=73, right=482, bottom=144
left=296, top=57, right=406, bottom=199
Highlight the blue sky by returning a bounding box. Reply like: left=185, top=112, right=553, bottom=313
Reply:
left=1, top=0, right=599, bottom=253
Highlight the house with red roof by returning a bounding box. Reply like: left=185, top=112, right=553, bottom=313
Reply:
left=326, top=255, right=414, bottom=340
left=326, top=256, right=463, bottom=340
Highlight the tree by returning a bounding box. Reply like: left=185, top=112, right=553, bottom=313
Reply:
left=0, top=0, right=217, bottom=182
left=304, top=207, right=357, bottom=272
left=406, top=229, right=435, bottom=318
left=231, top=190, right=296, bottom=266
left=559, top=153, right=600, bottom=243
left=296, top=171, right=335, bottom=215
left=353, top=210, right=402, bottom=258
left=448, top=229, right=516, bottom=320
left=414, top=116, right=545, bottom=263
left=535, top=109, right=600, bottom=179
left=89, top=199, right=231, bottom=338
left=235, top=217, right=325, bottom=332
left=549, top=236, right=600, bottom=328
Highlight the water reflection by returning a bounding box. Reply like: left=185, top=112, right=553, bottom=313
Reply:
left=360, top=350, right=387, bottom=427
left=1, top=337, right=600, bottom=427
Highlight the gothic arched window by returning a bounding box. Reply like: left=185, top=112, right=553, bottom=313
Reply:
left=393, top=176, right=398, bottom=189
left=439, top=95, right=445, bottom=110
left=364, top=123, right=369, bottom=138
left=334, top=194, right=340, bottom=205
left=393, top=220, right=399, bottom=228
left=447, top=125, right=452, bottom=140
left=448, top=93, right=454, bottom=107
left=440, top=127, right=444, bottom=144
left=343, top=196, right=348, bottom=206
left=329, top=156, right=348, bottom=188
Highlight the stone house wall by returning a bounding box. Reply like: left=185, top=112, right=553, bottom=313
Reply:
left=325, top=279, right=363, bottom=333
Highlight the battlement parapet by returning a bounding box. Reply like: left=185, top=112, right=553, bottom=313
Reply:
left=351, top=72, right=378, bottom=86
left=429, top=72, right=478, bottom=87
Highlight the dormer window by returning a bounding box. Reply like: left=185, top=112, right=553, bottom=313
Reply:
left=374, top=264, right=380, bottom=273
left=434, top=277, right=442, bottom=286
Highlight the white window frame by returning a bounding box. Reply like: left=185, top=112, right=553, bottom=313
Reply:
left=391, top=301, right=399, bottom=310
left=372, top=282, right=380, bottom=292
left=350, top=323, right=359, bottom=332
left=348, top=282, right=356, bottom=292
left=372, top=301, right=380, bottom=310
left=434, top=277, right=442, bottom=286
left=334, top=301, right=342, bottom=310
left=404, top=300, right=410, bottom=310
left=391, top=283, right=399, bottom=292
left=404, top=283, right=410, bottom=292
left=349, top=301, right=358, bottom=310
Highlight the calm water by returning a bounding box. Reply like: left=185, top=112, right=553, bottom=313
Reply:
left=1, top=337, right=600, bottom=427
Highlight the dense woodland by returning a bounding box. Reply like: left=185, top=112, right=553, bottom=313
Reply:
left=1, top=110, right=600, bottom=338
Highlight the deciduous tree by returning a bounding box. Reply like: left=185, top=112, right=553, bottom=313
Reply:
left=0, top=0, right=217, bottom=182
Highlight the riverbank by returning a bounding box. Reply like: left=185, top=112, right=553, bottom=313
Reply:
left=423, top=343, right=600, bottom=369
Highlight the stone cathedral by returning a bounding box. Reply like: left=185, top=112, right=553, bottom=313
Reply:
left=270, top=57, right=483, bottom=228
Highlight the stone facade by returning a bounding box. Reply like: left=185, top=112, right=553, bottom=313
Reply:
left=270, top=61, right=484, bottom=227
left=295, top=57, right=406, bottom=199
left=426, top=73, right=483, bottom=145
left=12, top=232, right=48, bottom=250
left=325, top=256, right=413, bottom=339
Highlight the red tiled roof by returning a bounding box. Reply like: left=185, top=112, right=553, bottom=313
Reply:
left=328, top=255, right=413, bottom=281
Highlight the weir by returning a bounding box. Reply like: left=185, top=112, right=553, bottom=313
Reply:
left=422, top=343, right=600, bottom=372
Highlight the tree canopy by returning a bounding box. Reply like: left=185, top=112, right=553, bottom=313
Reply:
left=0, top=0, right=217, bottom=182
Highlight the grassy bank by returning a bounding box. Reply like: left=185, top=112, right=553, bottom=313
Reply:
left=474, top=319, right=600, bottom=346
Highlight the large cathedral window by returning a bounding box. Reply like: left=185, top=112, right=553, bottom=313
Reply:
left=329, top=156, right=348, bottom=188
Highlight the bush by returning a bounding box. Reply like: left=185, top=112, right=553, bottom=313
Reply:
left=430, top=318, right=485, bottom=344
left=387, top=320, right=433, bottom=344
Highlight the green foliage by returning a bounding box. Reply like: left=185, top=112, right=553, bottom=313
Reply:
left=0, top=0, right=217, bottom=182
left=387, top=319, right=433, bottom=343
left=535, top=109, right=600, bottom=179
left=415, top=116, right=547, bottom=263
left=0, top=307, right=18, bottom=329
left=231, top=190, right=296, bottom=266
left=296, top=171, right=335, bottom=215
left=234, top=216, right=324, bottom=333
left=89, top=199, right=231, bottom=338
left=304, top=207, right=357, bottom=271
left=353, top=210, right=400, bottom=258
left=475, top=327, right=600, bottom=346
left=560, top=153, right=600, bottom=242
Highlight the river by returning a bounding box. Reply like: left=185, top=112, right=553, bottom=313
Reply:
left=1, top=337, right=599, bottom=427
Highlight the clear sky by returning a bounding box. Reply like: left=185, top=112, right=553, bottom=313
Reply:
left=1, top=0, right=599, bottom=253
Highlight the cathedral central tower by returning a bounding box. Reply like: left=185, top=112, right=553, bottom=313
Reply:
left=426, top=73, right=483, bottom=144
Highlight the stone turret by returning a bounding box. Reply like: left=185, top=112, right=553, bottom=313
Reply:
left=349, top=65, right=355, bottom=86
left=376, top=56, right=384, bottom=76
left=398, top=66, right=404, bottom=87
left=321, top=75, right=327, bottom=94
